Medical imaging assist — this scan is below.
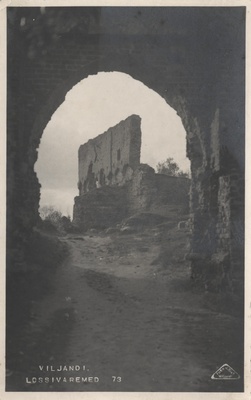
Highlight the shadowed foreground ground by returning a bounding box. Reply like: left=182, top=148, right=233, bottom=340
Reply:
left=6, top=211, right=243, bottom=392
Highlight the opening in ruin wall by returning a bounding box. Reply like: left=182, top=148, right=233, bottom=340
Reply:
left=7, top=7, right=245, bottom=293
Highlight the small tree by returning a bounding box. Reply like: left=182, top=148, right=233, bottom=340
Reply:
left=39, top=205, right=61, bottom=220
left=39, top=206, right=74, bottom=234
left=39, top=205, right=64, bottom=233
left=156, top=157, right=190, bottom=178
left=39, top=205, right=53, bottom=220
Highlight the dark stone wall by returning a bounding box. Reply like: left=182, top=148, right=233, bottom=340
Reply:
left=73, top=186, right=128, bottom=231
left=73, top=165, right=190, bottom=231
left=154, top=174, right=190, bottom=208
left=7, top=7, right=245, bottom=291
left=126, top=165, right=190, bottom=214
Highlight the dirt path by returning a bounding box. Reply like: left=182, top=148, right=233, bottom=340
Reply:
left=8, top=227, right=243, bottom=392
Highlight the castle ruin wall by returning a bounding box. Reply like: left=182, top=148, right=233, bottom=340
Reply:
left=78, top=115, right=141, bottom=195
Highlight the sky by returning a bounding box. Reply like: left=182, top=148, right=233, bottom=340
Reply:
left=35, top=71, right=190, bottom=217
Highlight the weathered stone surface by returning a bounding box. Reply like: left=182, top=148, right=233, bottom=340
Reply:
left=7, top=7, right=245, bottom=292
left=73, top=159, right=190, bottom=230
left=126, top=164, right=157, bottom=212
left=127, top=165, right=190, bottom=214
left=178, top=221, right=187, bottom=230
left=73, top=186, right=128, bottom=231
left=73, top=117, right=190, bottom=231
left=78, top=115, right=141, bottom=194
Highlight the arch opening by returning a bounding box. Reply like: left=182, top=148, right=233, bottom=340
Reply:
left=35, top=71, right=190, bottom=218
left=6, top=8, right=245, bottom=394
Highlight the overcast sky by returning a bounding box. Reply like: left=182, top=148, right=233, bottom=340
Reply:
left=35, top=71, right=190, bottom=217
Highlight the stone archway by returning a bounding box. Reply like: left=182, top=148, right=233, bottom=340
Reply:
left=7, top=7, right=245, bottom=291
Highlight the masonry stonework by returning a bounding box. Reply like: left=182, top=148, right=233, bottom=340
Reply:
left=73, top=117, right=190, bottom=231
left=73, top=186, right=128, bottom=231
left=8, top=8, right=245, bottom=293
left=78, top=115, right=141, bottom=194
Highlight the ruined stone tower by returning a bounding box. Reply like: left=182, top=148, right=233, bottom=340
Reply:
left=77, top=115, right=142, bottom=195
left=73, top=115, right=142, bottom=229
left=72, top=114, right=190, bottom=231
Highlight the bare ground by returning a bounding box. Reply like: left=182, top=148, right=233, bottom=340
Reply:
left=6, top=215, right=243, bottom=392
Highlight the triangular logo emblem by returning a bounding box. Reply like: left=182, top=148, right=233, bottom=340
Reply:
left=211, top=364, right=240, bottom=380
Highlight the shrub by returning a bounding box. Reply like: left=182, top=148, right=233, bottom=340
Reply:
left=39, top=205, right=72, bottom=234
left=156, top=157, right=190, bottom=178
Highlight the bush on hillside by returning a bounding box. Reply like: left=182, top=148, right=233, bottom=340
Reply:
left=39, top=205, right=72, bottom=234
left=156, top=157, right=190, bottom=178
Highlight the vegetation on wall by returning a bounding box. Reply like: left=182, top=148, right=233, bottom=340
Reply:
left=156, top=157, right=190, bottom=178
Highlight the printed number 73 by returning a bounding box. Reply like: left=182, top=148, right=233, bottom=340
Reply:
left=112, top=376, right=122, bottom=382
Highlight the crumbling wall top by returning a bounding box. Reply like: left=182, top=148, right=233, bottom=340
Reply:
left=78, top=114, right=141, bottom=195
